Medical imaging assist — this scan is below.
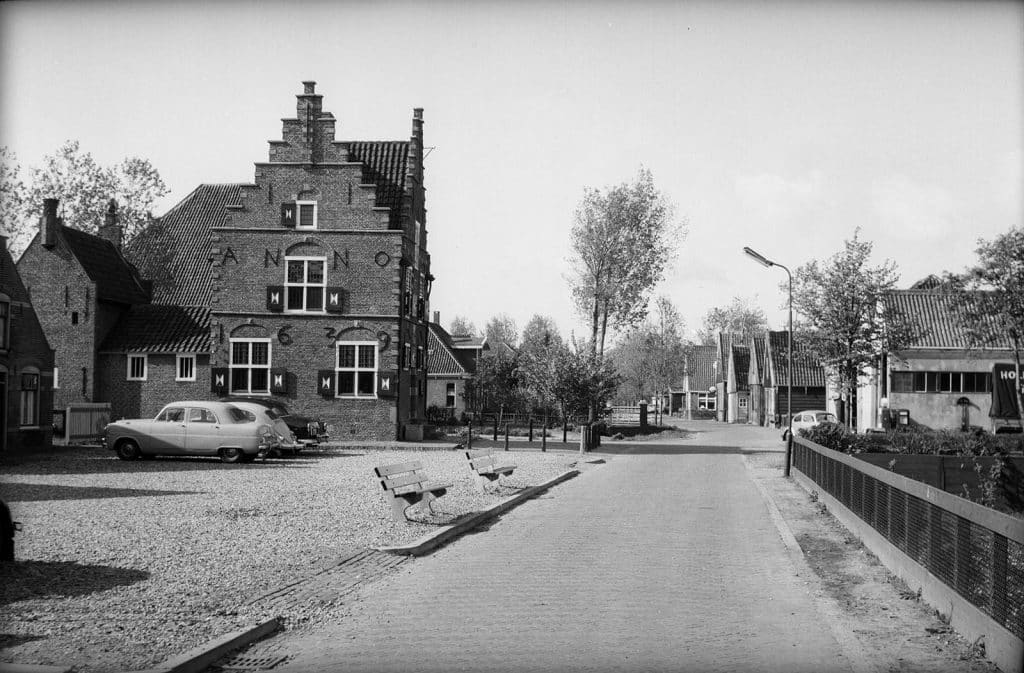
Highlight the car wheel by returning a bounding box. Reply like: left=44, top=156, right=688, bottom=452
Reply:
left=116, top=439, right=142, bottom=461
left=220, top=447, right=245, bottom=464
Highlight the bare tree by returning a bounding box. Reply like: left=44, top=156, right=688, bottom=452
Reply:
left=697, top=297, right=767, bottom=345
left=484, top=313, right=519, bottom=348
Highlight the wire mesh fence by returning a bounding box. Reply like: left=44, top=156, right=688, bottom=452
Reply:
left=792, top=439, right=1024, bottom=640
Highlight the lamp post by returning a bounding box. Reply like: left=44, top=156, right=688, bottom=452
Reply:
left=743, top=246, right=793, bottom=477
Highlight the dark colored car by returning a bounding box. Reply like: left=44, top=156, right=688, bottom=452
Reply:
left=221, top=397, right=329, bottom=450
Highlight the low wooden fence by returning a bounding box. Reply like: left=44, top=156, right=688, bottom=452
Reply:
left=792, top=437, right=1024, bottom=673
left=53, top=403, right=110, bottom=445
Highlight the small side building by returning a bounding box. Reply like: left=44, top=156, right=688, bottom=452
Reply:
left=426, top=321, right=481, bottom=421
left=764, top=330, right=826, bottom=426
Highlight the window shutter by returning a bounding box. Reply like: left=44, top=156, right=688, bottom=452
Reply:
left=280, top=202, right=297, bottom=228
left=317, top=370, right=335, bottom=398
left=267, top=286, right=284, bottom=312
left=211, top=368, right=228, bottom=395
left=378, top=371, right=397, bottom=398
left=325, top=287, right=346, bottom=314
left=270, top=368, right=288, bottom=394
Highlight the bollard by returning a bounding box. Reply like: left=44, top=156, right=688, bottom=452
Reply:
left=504, top=423, right=509, bottom=451
left=493, top=416, right=498, bottom=441
left=579, top=424, right=588, bottom=455
left=542, top=414, right=548, bottom=452
left=466, top=420, right=473, bottom=450
left=528, top=417, right=534, bottom=442
left=563, top=420, right=568, bottom=444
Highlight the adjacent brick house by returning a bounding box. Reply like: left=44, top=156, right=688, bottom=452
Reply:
left=0, top=236, right=55, bottom=451
left=18, top=82, right=433, bottom=441
left=426, top=321, right=480, bottom=421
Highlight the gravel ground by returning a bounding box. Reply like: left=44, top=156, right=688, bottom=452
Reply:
left=0, top=444, right=579, bottom=672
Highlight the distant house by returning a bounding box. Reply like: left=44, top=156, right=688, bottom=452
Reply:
left=747, top=334, right=768, bottom=426
left=714, top=332, right=735, bottom=422
left=726, top=344, right=751, bottom=423
left=764, top=330, right=827, bottom=426
left=426, top=320, right=484, bottom=420
left=0, top=236, right=55, bottom=451
left=669, top=344, right=717, bottom=416
left=855, top=289, right=1018, bottom=433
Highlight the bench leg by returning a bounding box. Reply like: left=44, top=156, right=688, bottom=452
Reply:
left=387, top=495, right=410, bottom=522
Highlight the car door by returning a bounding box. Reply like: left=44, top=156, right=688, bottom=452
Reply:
left=150, top=407, right=188, bottom=454
left=185, top=407, right=222, bottom=455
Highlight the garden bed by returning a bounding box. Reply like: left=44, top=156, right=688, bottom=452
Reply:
left=0, top=445, right=577, bottom=672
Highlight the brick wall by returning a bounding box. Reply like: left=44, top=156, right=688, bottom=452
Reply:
left=97, top=353, right=210, bottom=420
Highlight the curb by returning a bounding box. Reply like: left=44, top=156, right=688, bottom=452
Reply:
left=377, top=468, right=582, bottom=556
left=0, top=665, right=75, bottom=673
left=120, top=618, right=279, bottom=673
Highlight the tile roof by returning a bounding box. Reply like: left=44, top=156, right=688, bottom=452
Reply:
left=346, top=141, right=409, bottom=224
left=0, top=244, right=31, bottom=303
left=451, top=335, right=488, bottom=350
left=884, top=290, right=1014, bottom=350
left=672, top=345, right=718, bottom=391
left=127, top=184, right=241, bottom=306
left=61, top=227, right=149, bottom=305
left=750, top=335, right=768, bottom=383
left=730, top=345, right=750, bottom=391
left=767, top=330, right=826, bottom=387
left=99, top=305, right=211, bottom=353
left=428, top=323, right=478, bottom=376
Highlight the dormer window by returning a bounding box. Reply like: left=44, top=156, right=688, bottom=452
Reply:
left=296, top=201, right=318, bottom=229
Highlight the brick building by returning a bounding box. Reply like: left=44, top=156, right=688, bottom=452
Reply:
left=0, top=236, right=55, bottom=451
left=426, top=319, right=485, bottom=421
left=19, top=82, right=433, bottom=441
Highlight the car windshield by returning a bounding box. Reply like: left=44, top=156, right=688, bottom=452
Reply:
left=226, top=406, right=251, bottom=423
left=815, top=413, right=836, bottom=422
left=262, top=408, right=281, bottom=420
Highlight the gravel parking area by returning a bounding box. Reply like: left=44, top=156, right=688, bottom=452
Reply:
left=0, top=444, right=579, bottom=672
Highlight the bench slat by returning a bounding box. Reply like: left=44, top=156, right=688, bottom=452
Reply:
left=381, top=472, right=426, bottom=491
left=480, top=466, right=516, bottom=476
left=469, top=456, right=497, bottom=470
left=466, top=448, right=496, bottom=459
left=375, top=461, right=423, bottom=477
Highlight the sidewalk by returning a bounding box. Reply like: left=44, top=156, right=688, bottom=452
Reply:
left=240, top=427, right=857, bottom=673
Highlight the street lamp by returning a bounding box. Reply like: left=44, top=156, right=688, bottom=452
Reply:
left=743, top=246, right=794, bottom=477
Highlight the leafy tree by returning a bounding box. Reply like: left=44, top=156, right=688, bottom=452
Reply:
left=448, top=315, right=478, bottom=337
left=945, top=226, right=1024, bottom=423
left=518, top=314, right=565, bottom=415
left=484, top=313, right=519, bottom=348
left=791, top=230, right=918, bottom=428
left=464, top=351, right=522, bottom=421
left=14, top=140, right=168, bottom=250
left=697, top=296, right=768, bottom=345
left=568, top=167, right=681, bottom=360
left=550, top=343, right=620, bottom=421
left=609, top=296, right=688, bottom=414
left=0, top=148, right=29, bottom=255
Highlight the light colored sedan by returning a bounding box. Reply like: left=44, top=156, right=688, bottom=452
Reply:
left=783, top=409, right=839, bottom=440
left=103, top=401, right=275, bottom=463
left=229, top=401, right=300, bottom=456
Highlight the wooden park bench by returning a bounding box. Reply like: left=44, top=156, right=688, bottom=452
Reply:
left=374, top=461, right=452, bottom=523
left=465, top=448, right=517, bottom=492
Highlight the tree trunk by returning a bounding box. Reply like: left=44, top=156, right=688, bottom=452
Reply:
left=599, top=297, right=610, bottom=359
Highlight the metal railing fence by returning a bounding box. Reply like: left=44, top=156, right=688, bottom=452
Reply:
left=792, top=438, right=1024, bottom=641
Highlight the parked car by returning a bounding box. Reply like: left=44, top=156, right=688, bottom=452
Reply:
left=103, top=401, right=275, bottom=463
left=221, top=397, right=329, bottom=450
left=229, top=401, right=300, bottom=456
left=782, top=410, right=839, bottom=440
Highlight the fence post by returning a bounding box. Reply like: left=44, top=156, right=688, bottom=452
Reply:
left=563, top=419, right=568, bottom=444
left=504, top=423, right=509, bottom=451
left=493, top=416, right=498, bottom=441
left=466, top=420, right=472, bottom=450
left=542, top=413, right=548, bottom=452
left=579, top=424, right=588, bottom=455
left=528, top=417, right=534, bottom=442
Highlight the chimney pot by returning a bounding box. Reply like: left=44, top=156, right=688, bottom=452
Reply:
left=99, top=199, right=123, bottom=252
left=303, top=81, right=316, bottom=94
left=433, top=310, right=440, bottom=325
left=42, top=199, right=59, bottom=249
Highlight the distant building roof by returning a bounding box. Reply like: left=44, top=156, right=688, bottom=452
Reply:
left=730, top=345, right=750, bottom=391
left=0, top=241, right=31, bottom=303
left=672, top=345, right=718, bottom=392
left=99, top=305, right=211, bottom=354
left=767, top=330, right=826, bottom=387
left=884, top=290, right=1013, bottom=350
left=451, top=334, right=487, bottom=350
left=750, top=335, right=768, bottom=383
left=127, top=184, right=242, bottom=306
left=61, top=227, right=149, bottom=305
left=428, top=323, right=479, bottom=376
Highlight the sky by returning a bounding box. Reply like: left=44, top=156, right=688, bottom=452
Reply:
left=1, top=1, right=1021, bottom=344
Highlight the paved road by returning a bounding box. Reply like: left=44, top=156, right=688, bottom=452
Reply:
left=267, top=421, right=857, bottom=673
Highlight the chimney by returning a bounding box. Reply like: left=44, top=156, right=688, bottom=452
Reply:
left=41, top=198, right=59, bottom=249
left=98, top=199, right=123, bottom=251
left=433, top=310, right=440, bottom=325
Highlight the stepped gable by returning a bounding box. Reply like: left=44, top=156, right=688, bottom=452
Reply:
left=884, top=290, right=1011, bottom=350
left=61, top=227, right=149, bottom=305
left=127, top=184, right=242, bottom=306
left=346, top=141, right=410, bottom=224
left=767, top=331, right=825, bottom=387
left=99, top=305, right=210, bottom=354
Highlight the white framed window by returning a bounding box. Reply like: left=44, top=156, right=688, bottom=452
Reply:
left=445, top=382, right=456, bottom=408
left=296, top=201, right=318, bottom=229
left=697, top=392, right=716, bottom=411
left=230, top=338, right=271, bottom=394
left=176, top=353, right=196, bottom=381
left=403, top=342, right=411, bottom=370
left=127, top=353, right=148, bottom=381
left=336, top=341, right=377, bottom=398
left=285, top=257, right=326, bottom=312
left=19, top=369, right=39, bottom=427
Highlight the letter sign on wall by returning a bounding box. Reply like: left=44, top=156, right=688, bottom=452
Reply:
left=270, top=368, right=288, bottom=394
left=211, top=368, right=228, bottom=395
left=280, top=202, right=296, bottom=227
left=267, top=286, right=284, bottom=312
left=378, top=371, right=397, bottom=398
left=317, top=370, right=335, bottom=398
